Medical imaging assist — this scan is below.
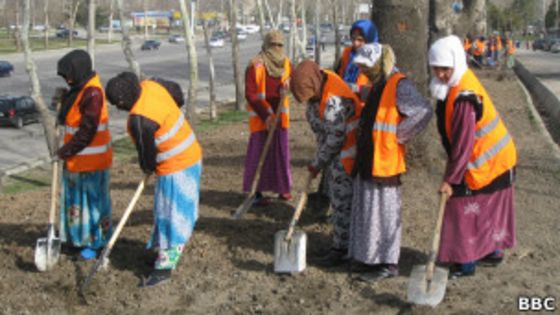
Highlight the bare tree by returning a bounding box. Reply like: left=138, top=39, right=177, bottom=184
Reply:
left=87, top=0, right=96, bottom=68
left=20, top=0, right=57, bottom=156
left=332, top=0, right=341, bottom=65
left=263, top=0, right=279, bottom=29
left=107, top=0, right=114, bottom=43
left=67, top=0, right=80, bottom=47
left=117, top=0, right=142, bottom=77
left=255, top=0, right=266, bottom=39
left=202, top=20, right=218, bottom=121
left=228, top=0, right=244, bottom=111
left=143, top=0, right=148, bottom=40
left=44, top=0, right=49, bottom=49
left=14, top=4, right=22, bottom=53
left=179, top=0, right=199, bottom=121
left=314, top=0, right=321, bottom=64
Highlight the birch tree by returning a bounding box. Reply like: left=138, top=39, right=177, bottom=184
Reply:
left=179, top=0, right=198, bottom=121
left=21, top=0, right=57, bottom=156
left=43, top=0, right=49, bottom=49
left=228, top=0, right=244, bottom=111
left=202, top=20, right=218, bottom=121
left=255, top=0, right=266, bottom=39
left=332, top=0, right=341, bottom=65
left=14, top=4, right=22, bottom=53
left=87, top=0, right=96, bottom=68
left=67, top=0, right=80, bottom=47
left=143, top=0, right=148, bottom=40
left=314, top=0, right=321, bottom=64
left=107, top=0, right=114, bottom=43
left=117, top=0, right=142, bottom=77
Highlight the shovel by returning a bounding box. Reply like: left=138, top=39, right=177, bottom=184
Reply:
left=34, top=159, right=61, bottom=272
left=407, top=193, right=450, bottom=307
left=274, top=173, right=312, bottom=273
left=233, top=92, right=288, bottom=220
left=80, top=175, right=149, bottom=295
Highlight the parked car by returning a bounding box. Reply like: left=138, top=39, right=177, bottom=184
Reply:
left=0, top=96, right=38, bottom=128
left=0, top=61, right=14, bottom=77
left=55, top=29, right=78, bottom=38
left=237, top=31, right=248, bottom=41
left=209, top=37, right=225, bottom=48
left=532, top=38, right=546, bottom=51
left=168, top=34, right=185, bottom=43
left=550, top=40, right=560, bottom=53
left=544, top=38, right=560, bottom=51
left=211, top=30, right=228, bottom=39
left=141, top=40, right=161, bottom=50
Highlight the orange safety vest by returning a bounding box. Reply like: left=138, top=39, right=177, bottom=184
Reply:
left=338, top=46, right=370, bottom=93
left=129, top=80, right=202, bottom=176
left=371, top=72, right=407, bottom=177
left=318, top=70, right=363, bottom=175
left=247, top=58, right=291, bottom=133
left=463, top=38, right=472, bottom=52
left=497, top=36, right=503, bottom=51
left=473, top=40, right=485, bottom=56
left=445, top=69, right=517, bottom=190
left=63, top=74, right=112, bottom=173
left=506, top=39, right=516, bottom=55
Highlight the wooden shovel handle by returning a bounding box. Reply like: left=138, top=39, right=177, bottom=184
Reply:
left=48, top=160, right=59, bottom=226
left=426, top=193, right=449, bottom=282
left=248, top=91, right=288, bottom=195
left=285, top=173, right=313, bottom=241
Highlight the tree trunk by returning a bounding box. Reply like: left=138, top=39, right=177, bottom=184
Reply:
left=202, top=20, right=217, bottom=121
left=288, top=0, right=296, bottom=60
left=263, top=0, right=277, bottom=29
left=228, top=0, right=244, bottom=111
left=143, top=0, right=148, bottom=40
left=179, top=0, right=199, bottom=122
left=44, top=0, right=49, bottom=49
left=117, top=0, right=142, bottom=78
left=21, top=0, right=57, bottom=156
left=108, top=0, right=114, bottom=43
left=255, top=0, right=266, bottom=40
left=68, top=0, right=80, bottom=47
left=333, top=0, right=341, bottom=66
left=431, top=0, right=487, bottom=39
left=15, top=3, right=22, bottom=53
left=87, top=0, right=96, bottom=68
left=314, top=0, right=321, bottom=64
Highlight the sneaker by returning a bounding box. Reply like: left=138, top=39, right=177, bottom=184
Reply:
left=140, top=269, right=171, bottom=288
left=449, top=262, right=476, bottom=279
left=278, top=193, right=293, bottom=201
left=358, top=264, right=398, bottom=282
left=479, top=250, right=504, bottom=267
left=314, top=248, right=349, bottom=267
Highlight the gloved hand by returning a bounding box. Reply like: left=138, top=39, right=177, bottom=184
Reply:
left=307, top=164, right=320, bottom=179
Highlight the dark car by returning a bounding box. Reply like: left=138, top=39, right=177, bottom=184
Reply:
left=0, top=61, right=14, bottom=77
left=532, top=38, right=547, bottom=51
left=0, top=96, right=39, bottom=128
left=56, top=29, right=78, bottom=38
left=141, top=40, right=161, bottom=50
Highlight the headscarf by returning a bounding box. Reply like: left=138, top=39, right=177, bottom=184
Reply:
left=105, top=72, right=141, bottom=111
left=290, top=60, right=323, bottom=103
left=428, top=35, right=468, bottom=100
left=251, top=30, right=287, bottom=78
left=352, top=43, right=397, bottom=179
left=56, top=49, right=95, bottom=124
left=343, top=19, right=379, bottom=83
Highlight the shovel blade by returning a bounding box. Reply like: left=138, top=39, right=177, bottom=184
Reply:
left=34, top=237, right=61, bottom=272
left=273, top=229, right=307, bottom=273
left=407, top=264, right=448, bottom=307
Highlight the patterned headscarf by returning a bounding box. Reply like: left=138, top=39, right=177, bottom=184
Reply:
left=290, top=60, right=323, bottom=103
left=251, top=30, right=287, bottom=78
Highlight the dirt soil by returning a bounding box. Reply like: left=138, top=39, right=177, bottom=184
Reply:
left=1, top=70, right=559, bottom=315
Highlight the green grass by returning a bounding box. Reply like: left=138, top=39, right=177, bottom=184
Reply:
left=0, top=108, right=246, bottom=195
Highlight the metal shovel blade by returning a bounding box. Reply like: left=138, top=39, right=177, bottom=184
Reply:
left=34, top=227, right=61, bottom=272
left=273, top=229, right=307, bottom=273
left=407, top=264, right=448, bottom=307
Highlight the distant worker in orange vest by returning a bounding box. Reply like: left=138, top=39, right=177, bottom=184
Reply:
left=243, top=30, right=293, bottom=206
left=429, top=35, right=517, bottom=279
left=291, top=60, right=361, bottom=267
left=348, top=43, right=432, bottom=282
left=106, top=72, right=203, bottom=287
left=505, top=36, right=517, bottom=68
left=55, top=49, right=113, bottom=261
left=473, top=36, right=486, bottom=67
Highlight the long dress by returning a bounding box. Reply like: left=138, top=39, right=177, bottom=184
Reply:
left=436, top=98, right=516, bottom=264
left=349, top=79, right=432, bottom=265
left=242, top=63, right=292, bottom=195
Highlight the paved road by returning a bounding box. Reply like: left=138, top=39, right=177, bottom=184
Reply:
left=516, top=48, right=560, bottom=98
left=0, top=32, right=336, bottom=172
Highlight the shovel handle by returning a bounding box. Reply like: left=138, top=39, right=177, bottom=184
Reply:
left=426, top=193, right=449, bottom=282
left=285, top=173, right=313, bottom=241
left=48, top=160, right=59, bottom=226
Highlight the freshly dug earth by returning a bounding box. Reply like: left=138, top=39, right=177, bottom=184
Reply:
left=0, top=70, right=559, bottom=315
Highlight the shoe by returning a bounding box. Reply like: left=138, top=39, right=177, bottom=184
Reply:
left=278, top=193, right=293, bottom=201
left=140, top=269, right=171, bottom=288
left=449, top=262, right=476, bottom=279
left=253, top=192, right=271, bottom=207
left=358, top=264, right=398, bottom=282
left=314, top=248, right=349, bottom=267
left=479, top=250, right=504, bottom=267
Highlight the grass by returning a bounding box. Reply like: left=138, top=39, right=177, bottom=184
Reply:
left=0, top=107, right=247, bottom=195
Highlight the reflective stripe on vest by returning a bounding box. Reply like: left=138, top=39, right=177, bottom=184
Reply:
left=247, top=59, right=291, bottom=133
left=371, top=72, right=406, bottom=177
left=318, top=70, right=363, bottom=175
left=445, top=69, right=517, bottom=190
left=63, top=74, right=112, bottom=172
left=129, top=80, right=202, bottom=176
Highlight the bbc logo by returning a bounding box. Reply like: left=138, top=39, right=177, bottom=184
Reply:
left=518, top=296, right=556, bottom=312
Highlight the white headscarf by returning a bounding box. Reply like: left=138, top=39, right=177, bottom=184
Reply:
left=428, top=35, right=468, bottom=100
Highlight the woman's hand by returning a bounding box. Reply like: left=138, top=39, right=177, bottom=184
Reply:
left=439, top=181, right=453, bottom=197
left=265, top=114, right=276, bottom=130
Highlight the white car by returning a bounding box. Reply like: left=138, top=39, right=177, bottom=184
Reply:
left=209, top=37, right=224, bottom=48
left=243, top=24, right=260, bottom=34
